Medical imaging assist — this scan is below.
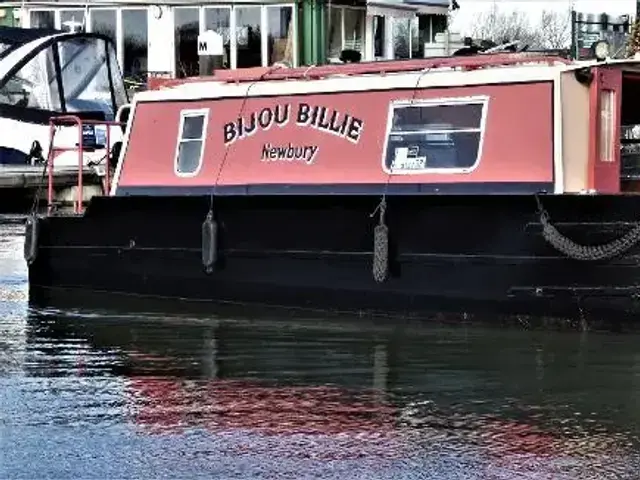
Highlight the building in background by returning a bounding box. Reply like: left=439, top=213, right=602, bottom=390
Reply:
left=0, top=0, right=450, bottom=81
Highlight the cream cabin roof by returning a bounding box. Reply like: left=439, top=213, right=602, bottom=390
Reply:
left=135, top=57, right=640, bottom=104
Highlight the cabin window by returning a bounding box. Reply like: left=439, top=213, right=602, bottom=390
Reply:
left=0, top=46, right=61, bottom=111
left=382, top=97, right=488, bottom=173
left=175, top=110, right=208, bottom=176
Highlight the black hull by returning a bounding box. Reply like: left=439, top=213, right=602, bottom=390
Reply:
left=26, top=194, right=640, bottom=323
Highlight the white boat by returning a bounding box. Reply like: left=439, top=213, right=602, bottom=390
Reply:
left=0, top=26, right=128, bottom=207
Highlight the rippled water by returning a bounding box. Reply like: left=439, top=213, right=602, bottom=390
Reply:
left=2, top=216, right=640, bottom=479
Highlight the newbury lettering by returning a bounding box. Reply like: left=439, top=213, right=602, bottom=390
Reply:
left=223, top=103, right=364, bottom=146
left=261, top=143, right=319, bottom=164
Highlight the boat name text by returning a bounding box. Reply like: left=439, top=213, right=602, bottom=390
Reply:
left=223, top=103, right=364, bottom=146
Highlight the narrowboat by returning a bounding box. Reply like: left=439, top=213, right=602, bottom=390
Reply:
left=24, top=43, right=640, bottom=318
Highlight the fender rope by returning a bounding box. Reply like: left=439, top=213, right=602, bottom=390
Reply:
left=536, top=195, right=640, bottom=261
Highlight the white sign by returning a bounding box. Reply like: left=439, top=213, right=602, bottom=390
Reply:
left=197, top=30, right=224, bottom=56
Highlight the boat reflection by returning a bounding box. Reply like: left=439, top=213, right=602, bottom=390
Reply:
left=23, top=306, right=640, bottom=469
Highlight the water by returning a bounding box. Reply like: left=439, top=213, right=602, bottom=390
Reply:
left=2, top=215, right=640, bottom=479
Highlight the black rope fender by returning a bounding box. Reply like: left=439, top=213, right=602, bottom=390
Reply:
left=371, top=197, right=389, bottom=283
left=535, top=195, right=640, bottom=261
left=202, top=209, right=218, bottom=273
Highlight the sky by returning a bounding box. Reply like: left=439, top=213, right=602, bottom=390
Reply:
left=449, top=0, right=636, bottom=34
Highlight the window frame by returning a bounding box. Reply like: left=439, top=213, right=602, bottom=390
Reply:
left=327, top=5, right=365, bottom=63
left=176, top=3, right=297, bottom=72
left=174, top=108, right=209, bottom=178
left=381, top=95, right=489, bottom=175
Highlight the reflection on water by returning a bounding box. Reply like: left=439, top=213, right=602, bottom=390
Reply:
left=2, top=216, right=640, bottom=479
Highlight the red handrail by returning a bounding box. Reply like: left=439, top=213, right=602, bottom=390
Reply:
left=46, top=115, right=123, bottom=214
left=148, top=54, right=573, bottom=89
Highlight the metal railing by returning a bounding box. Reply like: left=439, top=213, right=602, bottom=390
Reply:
left=46, top=115, right=123, bottom=215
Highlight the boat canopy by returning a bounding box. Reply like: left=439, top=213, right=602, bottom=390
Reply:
left=0, top=26, right=62, bottom=59
left=0, top=29, right=128, bottom=124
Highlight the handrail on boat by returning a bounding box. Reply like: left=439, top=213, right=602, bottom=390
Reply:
left=150, top=54, right=574, bottom=89
left=46, top=115, right=124, bottom=215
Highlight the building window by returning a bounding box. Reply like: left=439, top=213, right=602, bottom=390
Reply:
left=327, top=7, right=365, bottom=62
left=203, top=7, right=231, bottom=69
left=393, top=18, right=411, bottom=59
left=122, top=9, right=148, bottom=78
left=173, top=4, right=296, bottom=74
left=175, top=7, right=200, bottom=78
left=90, top=9, right=117, bottom=47
left=266, top=6, right=294, bottom=66
left=343, top=8, right=364, bottom=53
left=235, top=6, right=262, bottom=68
left=0, top=46, right=60, bottom=110
left=60, top=10, right=85, bottom=32
left=175, top=110, right=208, bottom=176
left=430, top=15, right=447, bottom=42
left=373, top=15, right=385, bottom=59
left=30, top=10, right=54, bottom=29
left=382, top=97, right=488, bottom=173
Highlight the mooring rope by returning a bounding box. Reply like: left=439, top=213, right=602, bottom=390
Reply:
left=370, top=66, right=433, bottom=282
left=202, top=65, right=286, bottom=272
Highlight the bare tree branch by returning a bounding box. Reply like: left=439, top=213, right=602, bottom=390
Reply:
left=468, top=5, right=571, bottom=49
left=539, top=9, right=572, bottom=49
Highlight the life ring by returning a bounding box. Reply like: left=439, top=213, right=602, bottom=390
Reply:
left=23, top=214, right=40, bottom=266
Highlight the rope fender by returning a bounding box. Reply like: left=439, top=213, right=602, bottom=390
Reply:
left=372, top=197, right=389, bottom=283
left=536, top=196, right=640, bottom=261
left=202, top=210, right=218, bottom=273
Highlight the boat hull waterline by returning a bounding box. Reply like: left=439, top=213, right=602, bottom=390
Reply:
left=26, top=193, right=640, bottom=318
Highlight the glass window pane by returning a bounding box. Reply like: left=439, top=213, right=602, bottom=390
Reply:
left=60, top=10, right=85, bottom=32
left=373, top=16, right=385, bottom=59
left=411, top=17, right=422, bottom=59
left=343, top=9, right=363, bottom=53
left=385, top=131, right=481, bottom=170
left=385, top=103, right=485, bottom=171
left=30, top=10, right=55, bottom=29
left=123, top=9, right=148, bottom=78
left=175, top=8, right=199, bottom=78
left=235, top=6, right=262, bottom=68
left=182, top=115, right=204, bottom=140
left=327, top=7, right=342, bottom=61
left=267, top=6, right=294, bottom=66
left=431, top=15, right=447, bottom=42
left=392, top=104, right=484, bottom=131
left=203, top=8, right=230, bottom=69
left=177, top=140, right=202, bottom=174
left=90, top=9, right=117, bottom=47
left=58, top=37, right=115, bottom=118
left=393, top=18, right=410, bottom=59
left=107, top=41, right=128, bottom=109
left=0, top=46, right=60, bottom=110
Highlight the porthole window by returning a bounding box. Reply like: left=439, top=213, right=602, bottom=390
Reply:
left=382, top=96, right=488, bottom=174
left=175, top=109, right=208, bottom=176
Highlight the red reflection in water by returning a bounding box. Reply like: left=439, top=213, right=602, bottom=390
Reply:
left=126, top=377, right=396, bottom=436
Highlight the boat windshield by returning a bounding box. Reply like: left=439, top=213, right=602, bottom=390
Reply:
left=57, top=36, right=127, bottom=119
left=0, top=35, right=127, bottom=118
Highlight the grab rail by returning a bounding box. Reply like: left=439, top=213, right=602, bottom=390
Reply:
left=46, top=115, right=123, bottom=214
